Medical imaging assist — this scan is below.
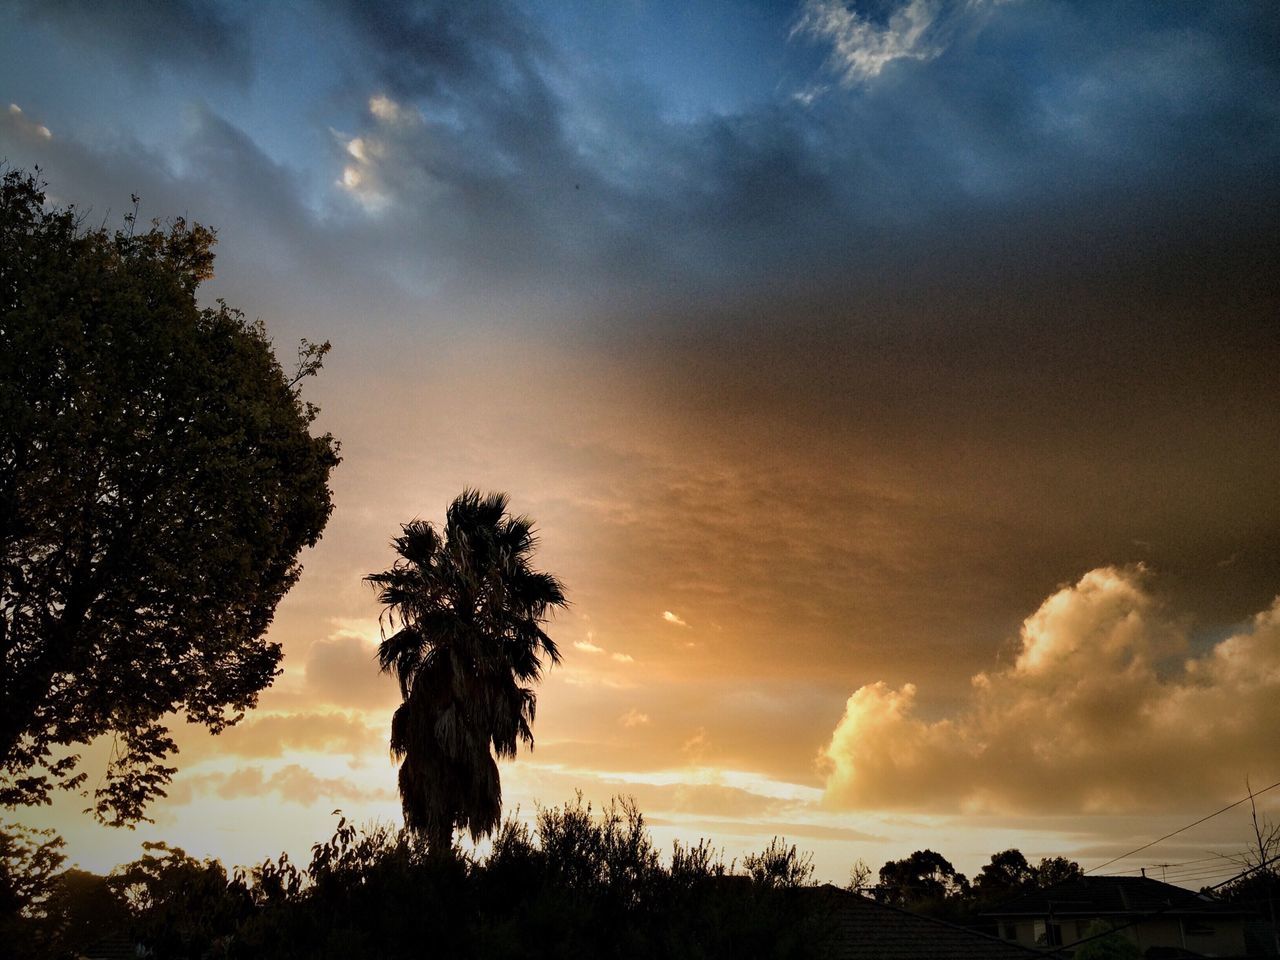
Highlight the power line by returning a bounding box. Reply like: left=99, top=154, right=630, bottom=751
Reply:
left=1160, top=853, right=1247, bottom=868
left=1096, top=853, right=1245, bottom=878
left=1045, top=850, right=1280, bottom=959
left=1086, top=779, right=1280, bottom=875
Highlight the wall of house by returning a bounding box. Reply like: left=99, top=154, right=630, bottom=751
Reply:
left=1000, top=916, right=1246, bottom=956
left=1131, top=917, right=1247, bottom=957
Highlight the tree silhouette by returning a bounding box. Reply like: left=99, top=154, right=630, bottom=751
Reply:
left=0, top=169, right=340, bottom=824
left=366, top=491, right=567, bottom=853
left=973, top=849, right=1036, bottom=902
left=874, top=849, right=968, bottom=909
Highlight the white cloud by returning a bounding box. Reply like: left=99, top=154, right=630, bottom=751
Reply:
left=793, top=0, right=941, bottom=85
left=619, top=709, right=650, bottom=727
left=611, top=652, right=634, bottom=663
left=663, top=610, right=689, bottom=627
left=821, top=566, right=1280, bottom=813
left=574, top=640, right=605, bottom=654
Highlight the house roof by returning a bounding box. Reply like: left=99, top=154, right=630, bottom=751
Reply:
left=981, top=876, right=1255, bottom=920
left=808, top=887, right=1045, bottom=960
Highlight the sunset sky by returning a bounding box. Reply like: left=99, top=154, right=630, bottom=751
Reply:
left=3, top=0, right=1278, bottom=886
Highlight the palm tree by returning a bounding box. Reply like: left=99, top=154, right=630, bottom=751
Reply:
left=365, top=490, right=567, bottom=853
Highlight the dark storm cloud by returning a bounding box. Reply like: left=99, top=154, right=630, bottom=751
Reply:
left=313, top=0, right=1280, bottom=325
left=325, top=0, right=552, bottom=102
left=12, top=0, right=252, bottom=84
left=13, top=0, right=1274, bottom=330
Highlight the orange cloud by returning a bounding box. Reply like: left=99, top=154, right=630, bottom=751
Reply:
left=821, top=567, right=1280, bottom=813
left=182, top=764, right=394, bottom=806
left=192, top=711, right=385, bottom=761
left=303, top=622, right=399, bottom=710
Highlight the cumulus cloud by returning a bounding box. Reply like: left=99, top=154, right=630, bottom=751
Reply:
left=663, top=611, right=689, bottom=627
left=611, top=652, right=634, bottom=663
left=574, top=639, right=605, bottom=654
left=821, top=567, right=1280, bottom=813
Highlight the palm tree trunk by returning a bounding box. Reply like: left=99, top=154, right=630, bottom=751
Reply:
left=429, top=820, right=454, bottom=860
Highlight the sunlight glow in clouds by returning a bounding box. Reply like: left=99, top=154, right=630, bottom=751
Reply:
left=333, top=95, right=418, bottom=212
left=662, top=610, right=688, bottom=627
left=8, top=103, right=52, bottom=139
left=822, top=567, right=1280, bottom=814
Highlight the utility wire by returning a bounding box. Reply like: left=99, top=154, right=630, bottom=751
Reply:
left=1096, top=853, right=1244, bottom=879
left=1119, top=861, right=1247, bottom=883
left=1086, top=779, right=1280, bottom=875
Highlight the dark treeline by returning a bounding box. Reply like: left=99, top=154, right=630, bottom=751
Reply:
left=864, top=846, right=1085, bottom=923
left=6, top=800, right=1278, bottom=959
left=3, top=796, right=830, bottom=960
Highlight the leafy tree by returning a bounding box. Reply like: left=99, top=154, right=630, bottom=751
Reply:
left=0, top=169, right=340, bottom=824
left=109, top=841, right=250, bottom=957
left=874, top=849, right=968, bottom=910
left=366, top=490, right=567, bottom=852
left=1034, top=855, right=1083, bottom=889
left=973, top=848, right=1037, bottom=901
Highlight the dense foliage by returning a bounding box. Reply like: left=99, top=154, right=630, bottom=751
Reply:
left=0, top=169, right=340, bottom=824
left=367, top=491, right=567, bottom=851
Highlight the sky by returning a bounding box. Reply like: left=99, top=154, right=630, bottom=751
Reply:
left=3, top=0, right=1279, bottom=886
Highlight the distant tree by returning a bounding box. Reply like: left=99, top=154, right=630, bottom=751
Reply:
left=744, top=838, right=815, bottom=890
left=109, top=841, right=250, bottom=956
left=874, top=850, right=968, bottom=909
left=845, top=858, right=873, bottom=894
left=0, top=169, right=340, bottom=825
left=40, top=868, right=128, bottom=957
left=1034, top=855, right=1083, bottom=889
left=366, top=490, right=567, bottom=853
left=973, top=849, right=1037, bottom=901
